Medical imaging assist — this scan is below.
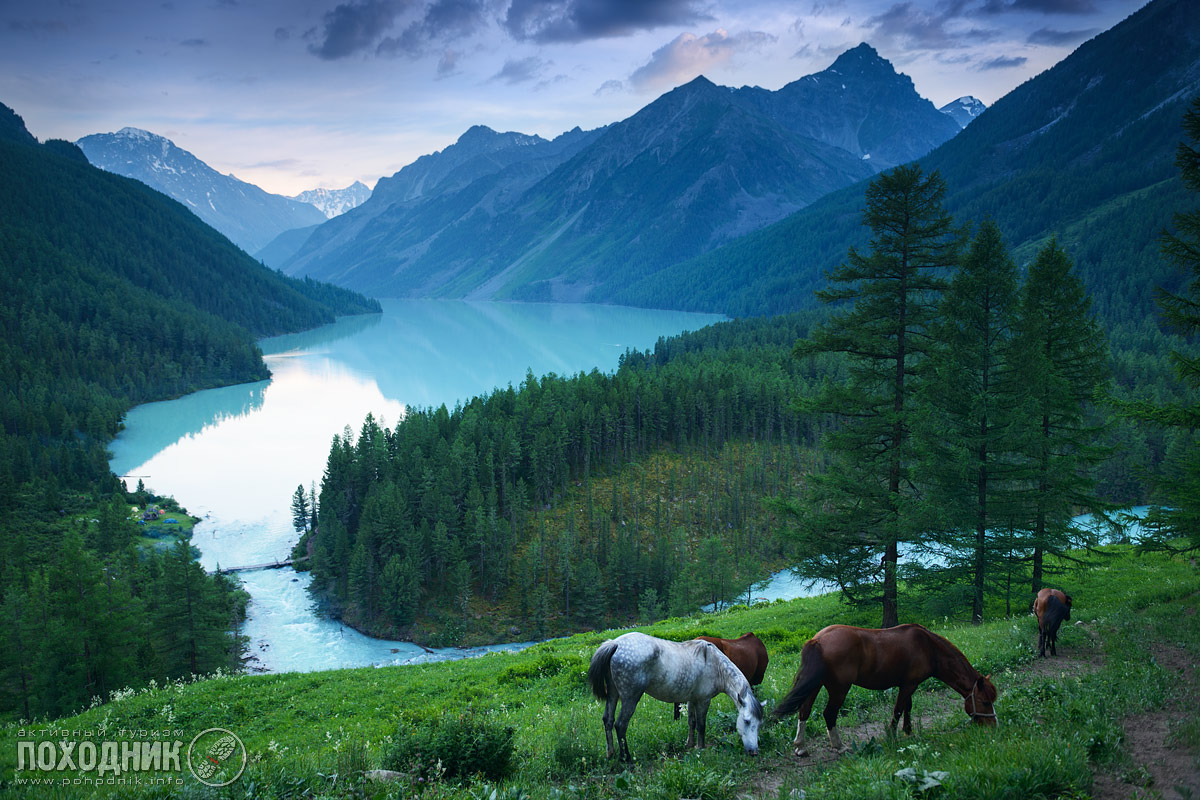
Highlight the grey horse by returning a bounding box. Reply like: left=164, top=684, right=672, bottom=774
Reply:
left=588, top=632, right=763, bottom=761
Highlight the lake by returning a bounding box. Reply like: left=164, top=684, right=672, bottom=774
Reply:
left=109, top=300, right=725, bottom=673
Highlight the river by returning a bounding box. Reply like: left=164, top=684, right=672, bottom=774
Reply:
left=109, top=300, right=725, bottom=673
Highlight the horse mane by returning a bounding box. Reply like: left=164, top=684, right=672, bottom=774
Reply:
left=913, top=625, right=991, bottom=697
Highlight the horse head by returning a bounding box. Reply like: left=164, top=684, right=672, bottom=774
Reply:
left=735, top=686, right=763, bottom=755
left=964, top=675, right=998, bottom=726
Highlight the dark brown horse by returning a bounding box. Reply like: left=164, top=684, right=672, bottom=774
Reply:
left=674, top=633, right=769, bottom=720
left=1034, top=588, right=1072, bottom=657
left=774, top=624, right=998, bottom=756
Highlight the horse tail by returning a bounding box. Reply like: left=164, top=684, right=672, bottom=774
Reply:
left=774, top=640, right=825, bottom=718
left=588, top=640, right=618, bottom=702
left=1044, top=595, right=1069, bottom=636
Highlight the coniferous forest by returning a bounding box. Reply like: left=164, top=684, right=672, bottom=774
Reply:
left=0, top=107, right=380, bottom=719
left=299, top=139, right=1197, bottom=643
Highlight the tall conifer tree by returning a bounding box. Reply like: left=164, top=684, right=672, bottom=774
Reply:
left=920, top=221, right=1026, bottom=623
left=1014, top=240, right=1109, bottom=595
left=788, top=164, right=959, bottom=627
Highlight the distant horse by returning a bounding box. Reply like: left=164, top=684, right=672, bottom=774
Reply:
left=775, top=624, right=998, bottom=757
left=1034, top=588, right=1072, bottom=657
left=589, top=632, right=763, bottom=762
left=673, top=633, right=769, bottom=720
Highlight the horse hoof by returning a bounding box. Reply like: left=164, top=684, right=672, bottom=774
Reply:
left=793, top=747, right=809, bottom=757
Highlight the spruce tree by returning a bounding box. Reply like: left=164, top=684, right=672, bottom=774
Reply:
left=921, top=220, right=1025, bottom=623
left=787, top=164, right=959, bottom=627
left=291, top=484, right=310, bottom=534
left=1014, top=239, right=1109, bottom=595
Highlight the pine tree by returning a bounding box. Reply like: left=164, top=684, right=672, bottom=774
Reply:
left=787, top=164, right=960, bottom=627
left=921, top=221, right=1027, bottom=623
left=1014, top=239, right=1109, bottom=595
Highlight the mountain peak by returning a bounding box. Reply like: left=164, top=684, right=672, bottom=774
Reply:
left=938, top=96, right=986, bottom=128
left=826, top=43, right=894, bottom=77
left=457, top=124, right=499, bottom=144
left=114, top=126, right=164, bottom=142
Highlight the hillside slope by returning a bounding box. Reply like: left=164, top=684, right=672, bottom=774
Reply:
left=0, top=102, right=378, bottom=492
left=281, top=46, right=959, bottom=302
left=77, top=127, right=328, bottom=253
left=623, top=0, right=1199, bottom=325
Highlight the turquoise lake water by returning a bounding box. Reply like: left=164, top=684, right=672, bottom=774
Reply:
left=109, top=300, right=725, bottom=673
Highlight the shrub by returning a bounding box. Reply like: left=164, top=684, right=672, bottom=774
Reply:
left=384, top=709, right=516, bottom=782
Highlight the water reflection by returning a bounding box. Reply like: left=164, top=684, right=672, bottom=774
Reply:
left=109, top=300, right=725, bottom=673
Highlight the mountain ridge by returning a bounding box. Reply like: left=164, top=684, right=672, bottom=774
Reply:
left=279, top=44, right=961, bottom=301
left=76, top=127, right=327, bottom=253
left=615, top=0, right=1199, bottom=324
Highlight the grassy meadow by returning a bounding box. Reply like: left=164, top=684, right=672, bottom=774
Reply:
left=2, top=545, right=1197, bottom=799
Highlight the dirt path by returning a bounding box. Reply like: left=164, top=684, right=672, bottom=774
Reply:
left=1091, top=640, right=1200, bottom=800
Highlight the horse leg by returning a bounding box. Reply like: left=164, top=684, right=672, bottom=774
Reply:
left=792, top=690, right=819, bottom=757
left=614, top=692, right=642, bottom=763
left=897, top=686, right=912, bottom=734
left=893, top=685, right=916, bottom=735
left=1038, top=627, right=1046, bottom=658
left=823, top=686, right=850, bottom=754
left=1049, top=629, right=1057, bottom=657
left=690, top=698, right=712, bottom=749
left=603, top=692, right=618, bottom=759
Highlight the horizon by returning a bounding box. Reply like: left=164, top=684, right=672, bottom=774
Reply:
left=1, top=0, right=1147, bottom=196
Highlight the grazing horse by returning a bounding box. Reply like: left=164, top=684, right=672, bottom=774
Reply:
left=1034, top=588, right=1072, bottom=657
left=775, top=624, right=998, bottom=757
left=673, top=633, right=769, bottom=720
left=588, top=632, right=763, bottom=762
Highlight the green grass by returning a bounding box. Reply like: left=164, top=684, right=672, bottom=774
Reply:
left=2, top=545, right=1197, bottom=799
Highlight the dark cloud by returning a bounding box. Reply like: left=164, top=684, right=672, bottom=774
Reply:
left=594, top=78, right=624, bottom=95
left=274, top=26, right=291, bottom=41
left=981, top=0, right=1097, bottom=13
left=977, top=54, right=1027, bottom=69
left=490, top=55, right=549, bottom=84
left=865, top=0, right=998, bottom=50
left=1026, top=26, right=1097, bottom=44
left=307, top=0, right=404, bottom=60
left=504, top=0, right=710, bottom=44
left=377, top=0, right=486, bottom=58
left=180, top=38, right=208, bottom=47
left=629, top=29, right=776, bottom=92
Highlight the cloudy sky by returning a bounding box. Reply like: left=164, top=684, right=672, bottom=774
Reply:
left=1, top=0, right=1145, bottom=195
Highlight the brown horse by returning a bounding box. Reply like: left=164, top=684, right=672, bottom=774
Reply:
left=1034, top=588, right=1072, bottom=657
left=674, top=633, right=768, bottom=719
left=774, top=624, right=998, bottom=756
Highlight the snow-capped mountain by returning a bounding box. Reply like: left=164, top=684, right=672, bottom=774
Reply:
left=76, top=128, right=326, bottom=253
left=292, top=181, right=372, bottom=218
left=939, top=96, right=986, bottom=128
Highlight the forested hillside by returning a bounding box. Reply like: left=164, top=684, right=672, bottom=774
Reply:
left=297, top=312, right=836, bottom=642
left=0, top=104, right=379, bottom=720
left=621, top=0, right=1198, bottom=330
